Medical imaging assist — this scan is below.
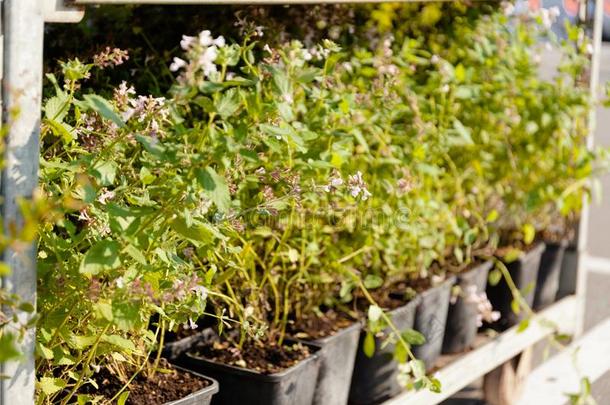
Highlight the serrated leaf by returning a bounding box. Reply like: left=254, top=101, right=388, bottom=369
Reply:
left=94, top=301, right=114, bottom=322
left=363, top=332, right=375, bottom=358
left=215, top=88, right=241, bottom=119
left=83, top=94, right=125, bottom=128
left=112, top=301, right=140, bottom=331
left=79, top=240, right=121, bottom=276
left=136, top=134, right=167, bottom=160
left=92, top=160, right=117, bottom=187
left=196, top=167, right=231, bottom=213
left=39, top=377, right=67, bottom=396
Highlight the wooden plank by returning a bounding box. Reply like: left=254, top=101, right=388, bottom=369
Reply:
left=44, top=0, right=84, bottom=23
left=0, top=0, right=44, bottom=403
left=382, top=295, right=578, bottom=405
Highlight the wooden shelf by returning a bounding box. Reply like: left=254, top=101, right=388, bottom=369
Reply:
left=382, top=295, right=578, bottom=405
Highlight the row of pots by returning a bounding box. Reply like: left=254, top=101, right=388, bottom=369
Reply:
left=165, top=239, right=571, bottom=405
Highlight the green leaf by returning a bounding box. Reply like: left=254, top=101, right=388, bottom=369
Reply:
left=79, top=240, right=121, bottom=276
left=503, top=248, right=522, bottom=263
left=401, top=328, right=426, bottom=346
left=112, top=301, right=141, bottom=331
left=488, top=268, right=502, bottom=286
left=69, top=334, right=97, bottom=350
left=44, top=95, right=69, bottom=122
left=94, top=301, right=114, bottom=322
left=394, top=342, right=408, bottom=363
left=196, top=167, right=231, bottom=213
left=363, top=274, right=383, bottom=289
left=363, top=332, right=375, bottom=358
left=83, top=94, right=125, bottom=128
left=136, top=134, right=167, bottom=160
left=0, top=333, right=20, bottom=362
left=124, top=244, right=147, bottom=265
left=39, top=377, right=67, bottom=396
left=92, top=160, right=117, bottom=186
left=36, top=342, right=54, bottom=360
left=117, top=392, right=130, bottom=405
left=102, top=334, right=136, bottom=352
left=215, top=88, right=241, bottom=119
left=486, top=209, right=499, bottom=223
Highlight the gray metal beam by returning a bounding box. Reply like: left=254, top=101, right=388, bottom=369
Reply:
left=1, top=0, right=44, bottom=403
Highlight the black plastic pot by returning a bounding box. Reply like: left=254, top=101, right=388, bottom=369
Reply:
left=178, top=331, right=320, bottom=405
left=166, top=367, right=219, bottom=405
left=533, top=240, right=568, bottom=310
left=442, top=261, right=493, bottom=354
left=412, top=276, right=456, bottom=370
left=487, top=242, right=546, bottom=330
left=348, top=296, right=421, bottom=405
left=304, top=322, right=361, bottom=405
left=557, top=247, right=579, bottom=300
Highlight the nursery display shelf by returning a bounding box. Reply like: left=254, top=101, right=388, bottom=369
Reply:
left=382, top=295, right=578, bottom=405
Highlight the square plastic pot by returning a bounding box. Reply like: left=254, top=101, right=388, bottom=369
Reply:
left=442, top=261, right=493, bottom=354
left=302, top=321, right=361, bottom=405
left=166, top=366, right=219, bottom=405
left=411, top=275, right=456, bottom=370
left=533, top=240, right=568, bottom=310
left=348, top=296, right=421, bottom=405
left=177, top=330, right=320, bottom=405
left=487, top=242, right=546, bottom=330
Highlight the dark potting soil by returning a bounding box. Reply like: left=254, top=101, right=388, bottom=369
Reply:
left=81, top=359, right=209, bottom=404
left=287, top=309, right=355, bottom=340
left=191, top=338, right=312, bottom=374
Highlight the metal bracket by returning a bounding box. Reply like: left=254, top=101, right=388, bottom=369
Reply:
left=43, top=0, right=84, bottom=23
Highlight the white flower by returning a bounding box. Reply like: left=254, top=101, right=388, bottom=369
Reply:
left=263, top=44, right=273, bottom=54
left=97, top=189, right=116, bottom=205
left=199, top=30, right=213, bottom=46
left=549, top=6, right=561, bottom=19
left=191, top=285, right=208, bottom=302
left=181, top=35, right=196, bottom=50
left=348, top=171, right=372, bottom=201
left=183, top=317, right=198, bottom=330
left=170, top=57, right=187, bottom=72
left=430, top=54, right=440, bottom=64
left=115, top=277, right=125, bottom=288
left=213, top=36, right=226, bottom=48
left=199, top=46, right=219, bottom=78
